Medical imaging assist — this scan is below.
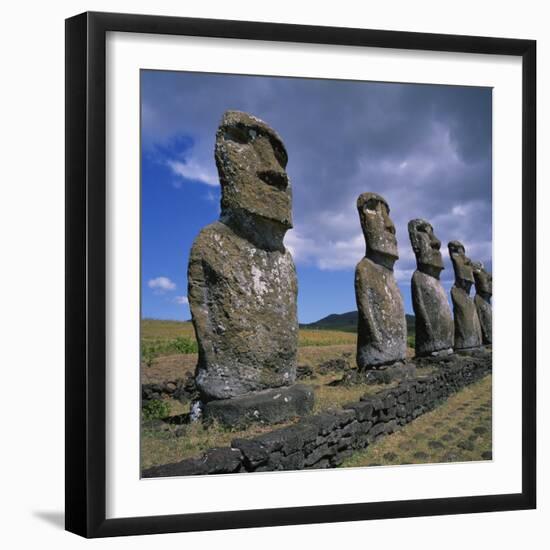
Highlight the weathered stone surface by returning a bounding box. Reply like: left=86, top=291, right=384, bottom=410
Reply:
left=188, top=111, right=298, bottom=401
left=202, top=384, right=314, bottom=428
left=258, top=422, right=319, bottom=454
left=336, top=362, right=416, bottom=385
left=448, top=241, right=483, bottom=350
left=408, top=219, right=454, bottom=356
left=307, top=409, right=355, bottom=435
left=355, top=193, right=407, bottom=369
left=317, top=357, right=350, bottom=374
left=142, top=447, right=243, bottom=478
left=230, top=438, right=269, bottom=468
left=472, top=261, right=493, bottom=345
left=142, top=373, right=197, bottom=405
left=344, top=400, right=374, bottom=421
left=296, top=364, right=315, bottom=380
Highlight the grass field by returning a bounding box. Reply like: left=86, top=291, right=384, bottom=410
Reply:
left=141, top=372, right=491, bottom=470
left=140, top=345, right=406, bottom=469
left=142, top=318, right=356, bottom=349
left=341, top=375, right=492, bottom=467
left=140, top=318, right=489, bottom=471
left=141, top=322, right=422, bottom=469
left=141, top=319, right=358, bottom=368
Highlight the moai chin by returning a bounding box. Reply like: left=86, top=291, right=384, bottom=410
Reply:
left=408, top=219, right=453, bottom=356
left=355, top=193, right=407, bottom=369
left=472, top=261, right=492, bottom=345
left=448, top=241, right=483, bottom=350
left=188, top=111, right=313, bottom=423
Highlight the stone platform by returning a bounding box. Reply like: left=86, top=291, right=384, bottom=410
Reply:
left=202, top=384, right=315, bottom=428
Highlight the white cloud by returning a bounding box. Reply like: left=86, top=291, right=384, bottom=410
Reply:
left=174, top=295, right=189, bottom=305
left=452, top=204, right=467, bottom=216
left=167, top=158, right=219, bottom=187
left=394, top=268, right=414, bottom=283
left=142, top=73, right=492, bottom=289
left=148, top=276, right=176, bottom=293
left=285, top=229, right=364, bottom=271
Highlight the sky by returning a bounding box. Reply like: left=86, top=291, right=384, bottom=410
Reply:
left=141, top=70, right=492, bottom=324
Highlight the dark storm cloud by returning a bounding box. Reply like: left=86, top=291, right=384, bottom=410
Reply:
left=141, top=71, right=492, bottom=280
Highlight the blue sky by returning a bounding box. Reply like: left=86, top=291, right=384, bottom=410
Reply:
left=141, top=71, right=492, bottom=323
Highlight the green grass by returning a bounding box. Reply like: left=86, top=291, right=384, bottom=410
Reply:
left=309, top=375, right=398, bottom=414
left=341, top=375, right=492, bottom=468
left=141, top=337, right=198, bottom=366
left=142, top=371, right=490, bottom=470
left=141, top=353, right=429, bottom=470
left=141, top=319, right=414, bottom=355
left=141, top=337, right=387, bottom=470
left=141, top=320, right=197, bottom=361
left=140, top=319, right=424, bottom=470
left=300, top=324, right=357, bottom=333
left=298, top=329, right=356, bottom=347
left=142, top=417, right=297, bottom=469
left=141, top=319, right=358, bottom=363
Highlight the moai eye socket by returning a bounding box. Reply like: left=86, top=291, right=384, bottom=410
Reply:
left=365, top=198, right=380, bottom=213
left=271, top=142, right=288, bottom=168
left=223, top=125, right=250, bottom=144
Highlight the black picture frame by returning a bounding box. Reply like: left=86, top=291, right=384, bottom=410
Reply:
left=65, top=11, right=536, bottom=538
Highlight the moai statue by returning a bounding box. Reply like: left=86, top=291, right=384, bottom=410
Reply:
left=448, top=241, right=483, bottom=350
left=355, top=193, right=407, bottom=369
left=188, top=110, right=313, bottom=425
left=408, top=219, right=454, bottom=356
left=472, top=261, right=492, bottom=345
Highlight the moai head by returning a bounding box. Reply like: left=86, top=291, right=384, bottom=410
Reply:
left=215, top=110, right=292, bottom=245
left=357, top=192, right=398, bottom=270
left=448, top=240, right=475, bottom=292
left=408, top=219, right=444, bottom=278
left=472, top=261, right=493, bottom=298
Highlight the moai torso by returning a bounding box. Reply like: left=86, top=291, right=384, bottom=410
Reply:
left=188, top=111, right=298, bottom=401
left=472, top=262, right=492, bottom=345
left=355, top=193, right=407, bottom=369
left=408, top=219, right=453, bottom=356
left=448, top=241, right=482, bottom=350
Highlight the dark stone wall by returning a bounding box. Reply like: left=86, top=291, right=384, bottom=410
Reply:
left=142, top=374, right=196, bottom=405
left=142, top=351, right=491, bottom=478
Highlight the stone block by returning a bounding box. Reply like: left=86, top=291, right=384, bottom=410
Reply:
left=142, top=447, right=243, bottom=478
left=203, top=384, right=314, bottom=428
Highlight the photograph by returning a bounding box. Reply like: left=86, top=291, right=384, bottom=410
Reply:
left=0, top=1, right=541, bottom=544
left=139, top=70, right=493, bottom=477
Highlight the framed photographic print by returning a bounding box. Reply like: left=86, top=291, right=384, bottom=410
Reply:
left=65, top=11, right=536, bottom=538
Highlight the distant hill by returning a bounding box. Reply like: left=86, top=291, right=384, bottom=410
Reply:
left=301, top=310, right=415, bottom=335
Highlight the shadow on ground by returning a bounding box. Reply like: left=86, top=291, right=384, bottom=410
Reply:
left=33, top=510, right=65, bottom=530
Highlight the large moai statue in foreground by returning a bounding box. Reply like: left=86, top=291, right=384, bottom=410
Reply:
left=188, top=110, right=313, bottom=425
left=408, top=219, right=454, bottom=356
left=448, top=241, right=483, bottom=350
left=355, top=193, right=407, bottom=369
left=472, top=262, right=493, bottom=345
